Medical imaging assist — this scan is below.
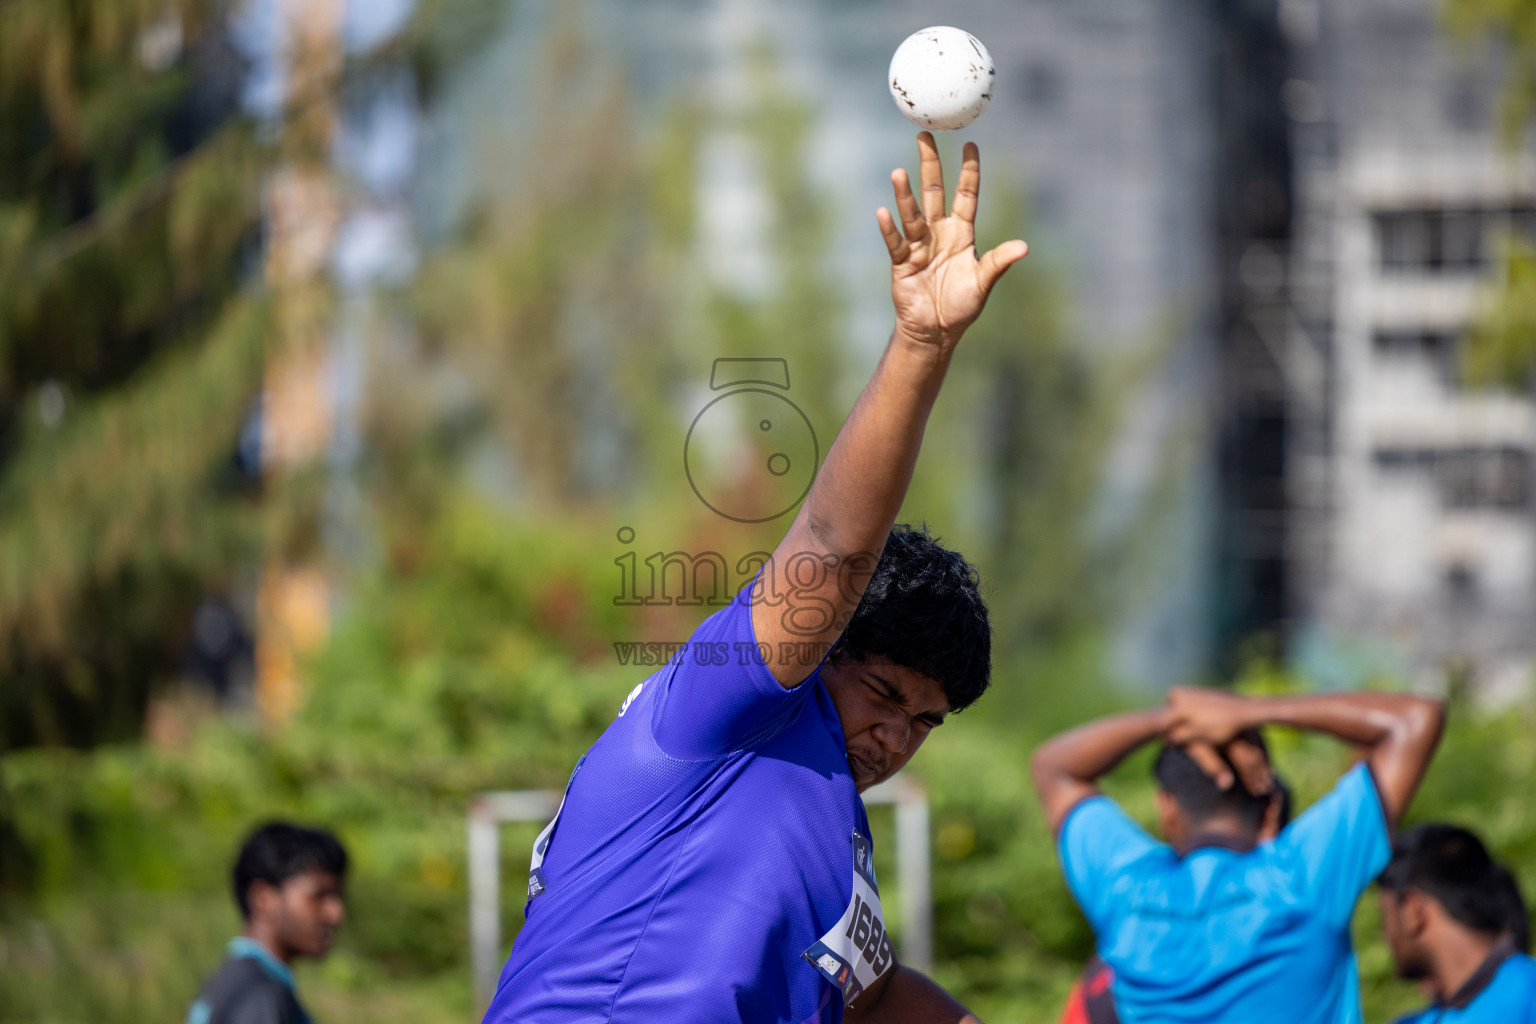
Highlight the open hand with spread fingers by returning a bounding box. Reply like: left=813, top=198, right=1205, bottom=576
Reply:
left=877, top=131, right=1029, bottom=353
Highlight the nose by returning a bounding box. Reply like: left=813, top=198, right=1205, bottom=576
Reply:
left=870, top=709, right=911, bottom=754
left=326, top=897, right=346, bottom=926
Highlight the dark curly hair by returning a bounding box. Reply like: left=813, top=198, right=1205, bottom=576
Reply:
left=830, top=524, right=991, bottom=712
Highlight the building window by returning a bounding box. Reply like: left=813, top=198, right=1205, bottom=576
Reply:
left=1373, top=328, right=1463, bottom=386
left=1374, top=206, right=1536, bottom=274
left=1372, top=445, right=1530, bottom=509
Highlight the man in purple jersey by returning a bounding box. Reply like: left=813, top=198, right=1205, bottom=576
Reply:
left=482, top=132, right=1027, bottom=1024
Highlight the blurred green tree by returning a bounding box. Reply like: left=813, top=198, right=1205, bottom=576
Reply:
left=0, top=0, right=268, bottom=749
left=0, top=0, right=509, bottom=751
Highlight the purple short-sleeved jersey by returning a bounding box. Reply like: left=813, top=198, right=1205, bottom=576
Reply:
left=483, top=586, right=875, bottom=1024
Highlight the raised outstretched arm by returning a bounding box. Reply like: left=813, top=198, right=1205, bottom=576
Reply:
left=752, top=132, right=1027, bottom=687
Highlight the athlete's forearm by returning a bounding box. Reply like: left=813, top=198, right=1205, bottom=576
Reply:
left=754, top=334, right=954, bottom=685
left=844, top=963, right=981, bottom=1023
left=1030, top=708, right=1170, bottom=834
left=798, top=333, right=950, bottom=561
left=1238, top=692, right=1444, bottom=823
left=1236, top=692, right=1436, bottom=747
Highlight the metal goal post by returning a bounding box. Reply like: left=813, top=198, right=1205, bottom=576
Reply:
left=467, top=776, right=932, bottom=1011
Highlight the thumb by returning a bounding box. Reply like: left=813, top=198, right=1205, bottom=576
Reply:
left=977, top=239, right=1029, bottom=292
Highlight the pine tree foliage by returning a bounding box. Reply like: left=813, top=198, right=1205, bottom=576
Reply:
left=0, top=0, right=514, bottom=749
left=0, top=0, right=267, bottom=749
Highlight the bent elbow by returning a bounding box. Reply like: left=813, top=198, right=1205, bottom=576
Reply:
left=1406, top=695, right=1446, bottom=745
left=1028, top=744, right=1059, bottom=795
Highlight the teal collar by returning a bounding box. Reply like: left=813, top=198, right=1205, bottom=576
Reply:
left=228, top=937, right=296, bottom=991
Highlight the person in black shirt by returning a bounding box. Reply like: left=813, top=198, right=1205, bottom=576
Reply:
left=185, top=822, right=348, bottom=1024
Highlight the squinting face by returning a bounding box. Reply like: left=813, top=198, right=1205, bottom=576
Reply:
left=272, top=871, right=346, bottom=960
left=820, top=657, right=949, bottom=792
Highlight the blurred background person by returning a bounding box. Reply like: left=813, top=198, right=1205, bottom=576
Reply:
left=1378, top=823, right=1536, bottom=1023
left=1031, top=687, right=1443, bottom=1024
left=1056, top=774, right=1294, bottom=1024
left=184, top=822, right=348, bottom=1024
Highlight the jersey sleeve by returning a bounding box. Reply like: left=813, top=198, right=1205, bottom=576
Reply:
left=1274, top=762, right=1392, bottom=930
left=1057, top=796, right=1162, bottom=931
left=649, top=581, right=815, bottom=760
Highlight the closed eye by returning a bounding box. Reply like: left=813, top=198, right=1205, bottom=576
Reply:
left=866, top=673, right=905, bottom=705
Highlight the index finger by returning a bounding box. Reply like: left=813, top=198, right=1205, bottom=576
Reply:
left=916, top=131, right=946, bottom=221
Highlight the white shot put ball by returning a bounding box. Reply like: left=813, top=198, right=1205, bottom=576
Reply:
left=888, top=27, right=995, bottom=131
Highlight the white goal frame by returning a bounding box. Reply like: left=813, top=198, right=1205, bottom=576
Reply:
left=466, top=775, right=932, bottom=1011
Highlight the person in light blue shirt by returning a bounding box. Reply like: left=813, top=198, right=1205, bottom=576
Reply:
left=1030, top=687, right=1444, bottom=1024
left=1379, top=823, right=1536, bottom=1024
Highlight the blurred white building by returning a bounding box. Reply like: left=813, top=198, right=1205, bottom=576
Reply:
left=1287, top=0, right=1536, bottom=693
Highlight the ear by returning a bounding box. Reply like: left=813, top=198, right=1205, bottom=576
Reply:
left=247, top=880, right=280, bottom=921
left=1155, top=790, right=1183, bottom=846
left=1401, top=888, right=1433, bottom=938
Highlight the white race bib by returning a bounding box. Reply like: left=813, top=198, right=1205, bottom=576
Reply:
left=801, top=832, right=894, bottom=1004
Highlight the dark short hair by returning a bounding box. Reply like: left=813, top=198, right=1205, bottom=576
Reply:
left=1378, top=823, right=1531, bottom=951
left=1153, top=735, right=1272, bottom=829
left=232, top=822, right=348, bottom=919
left=831, top=524, right=991, bottom=712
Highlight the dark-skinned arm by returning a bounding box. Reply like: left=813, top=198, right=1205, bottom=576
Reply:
left=751, top=132, right=1027, bottom=687
left=1030, top=708, right=1171, bottom=836
left=844, top=962, right=982, bottom=1024
left=1163, top=687, right=1445, bottom=827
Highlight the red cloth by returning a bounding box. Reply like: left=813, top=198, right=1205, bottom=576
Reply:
left=1061, top=956, right=1119, bottom=1024
left=1058, top=980, right=1091, bottom=1024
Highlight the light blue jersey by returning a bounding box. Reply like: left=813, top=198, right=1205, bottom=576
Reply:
left=1392, top=947, right=1536, bottom=1024
left=484, top=586, right=890, bottom=1024
left=1059, top=763, right=1391, bottom=1024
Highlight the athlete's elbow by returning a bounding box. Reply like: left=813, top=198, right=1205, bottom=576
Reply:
left=1028, top=743, right=1063, bottom=797
left=1400, top=694, right=1445, bottom=748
